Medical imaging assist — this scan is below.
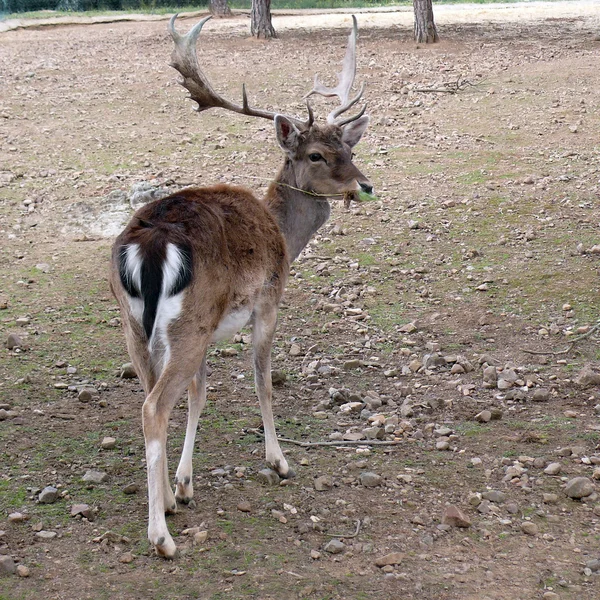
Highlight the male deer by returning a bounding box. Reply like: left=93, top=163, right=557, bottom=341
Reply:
left=110, top=14, right=371, bottom=558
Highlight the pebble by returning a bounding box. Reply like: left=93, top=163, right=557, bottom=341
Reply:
left=6, top=333, right=23, bottom=350
left=237, top=501, right=252, bottom=513
left=482, top=490, right=506, bottom=504
left=71, top=504, right=94, bottom=520
left=35, top=530, right=57, bottom=540
left=38, top=486, right=59, bottom=504
left=120, top=363, right=137, bottom=379
left=574, top=365, right=600, bottom=387
left=310, top=550, right=321, bottom=560
left=119, top=552, right=134, bottom=564
left=82, top=470, right=108, bottom=484
left=436, top=440, right=450, bottom=451
left=8, top=512, right=28, bottom=522
left=544, top=462, right=562, bottom=476
left=532, top=388, right=550, bottom=402
left=441, top=505, right=471, bottom=528
left=521, top=521, right=538, bottom=536
left=565, top=477, right=594, bottom=499
left=543, top=593, right=559, bottom=600
left=375, top=552, right=404, bottom=567
left=324, top=539, right=345, bottom=554
left=257, top=468, right=280, bottom=486
left=314, top=475, right=333, bottom=492
left=0, top=555, right=16, bottom=576
left=359, top=472, right=382, bottom=487
left=193, top=530, right=208, bottom=544
left=16, top=564, right=30, bottom=577
left=122, top=483, right=139, bottom=495
left=543, top=493, right=559, bottom=504
left=475, top=410, right=492, bottom=423
left=586, top=559, right=600, bottom=572
left=78, top=389, right=93, bottom=402
left=101, top=437, right=116, bottom=450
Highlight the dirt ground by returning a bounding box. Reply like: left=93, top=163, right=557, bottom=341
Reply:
left=1, top=4, right=600, bottom=599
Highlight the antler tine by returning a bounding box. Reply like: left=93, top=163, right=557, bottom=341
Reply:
left=169, top=14, right=308, bottom=127
left=304, top=15, right=366, bottom=125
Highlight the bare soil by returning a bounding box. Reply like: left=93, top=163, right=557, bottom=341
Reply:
left=1, top=5, right=600, bottom=600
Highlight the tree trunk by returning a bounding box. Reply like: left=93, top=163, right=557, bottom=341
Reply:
left=251, top=0, right=277, bottom=39
left=413, top=0, right=439, bottom=44
left=210, top=0, right=232, bottom=18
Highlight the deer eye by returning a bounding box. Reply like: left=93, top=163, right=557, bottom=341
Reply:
left=309, top=153, right=324, bottom=163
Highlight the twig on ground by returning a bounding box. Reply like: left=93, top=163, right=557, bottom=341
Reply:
left=325, top=519, right=362, bottom=539
left=414, top=78, right=478, bottom=94
left=248, top=429, right=402, bottom=448
left=521, top=320, right=600, bottom=356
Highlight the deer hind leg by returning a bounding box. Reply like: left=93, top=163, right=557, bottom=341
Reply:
left=175, top=353, right=207, bottom=504
left=253, top=304, right=294, bottom=479
left=143, top=349, right=206, bottom=559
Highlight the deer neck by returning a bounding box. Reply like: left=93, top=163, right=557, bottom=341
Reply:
left=265, top=159, right=331, bottom=263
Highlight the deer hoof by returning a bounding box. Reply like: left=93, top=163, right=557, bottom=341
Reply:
left=153, top=535, right=178, bottom=560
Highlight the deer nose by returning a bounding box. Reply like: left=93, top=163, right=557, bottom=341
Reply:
left=359, top=181, right=373, bottom=195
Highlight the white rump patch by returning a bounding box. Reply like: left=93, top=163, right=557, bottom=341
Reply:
left=123, top=244, right=144, bottom=325
left=149, top=243, right=186, bottom=373
left=212, top=308, right=252, bottom=342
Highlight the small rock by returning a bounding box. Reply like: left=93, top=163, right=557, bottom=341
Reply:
left=0, top=555, right=16, bottom=576
left=271, top=370, right=287, bottom=386
left=82, top=470, right=108, bottom=484
left=544, top=462, right=562, bottom=476
left=375, top=552, right=404, bottom=567
left=237, top=501, right=252, bottom=513
left=6, top=333, right=22, bottom=350
left=257, top=468, right=280, bottom=486
left=38, top=486, right=59, bottom=504
left=565, top=477, right=594, bottom=499
left=521, top=521, right=538, bottom=536
left=532, top=388, right=550, bottom=402
left=359, top=472, right=382, bottom=488
left=542, top=593, right=559, bottom=600
left=441, top=505, right=471, bottom=528
left=8, top=512, right=28, bottom=522
left=101, top=437, right=116, bottom=450
left=314, top=475, right=333, bottom=492
left=71, top=504, right=94, bottom=520
left=119, top=552, right=134, bottom=564
left=324, top=539, right=345, bottom=554
left=193, top=530, right=208, bottom=544
left=310, top=549, right=321, bottom=560
left=482, top=490, right=506, bottom=504
left=585, top=559, right=600, bottom=573
left=543, top=493, right=559, bottom=504
left=78, top=389, right=94, bottom=402
left=122, top=483, right=139, bottom=495
left=289, top=344, right=302, bottom=356
left=120, top=363, right=137, bottom=379
left=475, top=410, right=492, bottom=423
left=35, top=530, right=57, bottom=540
left=436, top=440, right=450, bottom=451
left=16, top=564, right=30, bottom=577
left=574, top=365, right=600, bottom=387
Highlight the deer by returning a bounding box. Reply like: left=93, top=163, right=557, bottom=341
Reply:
left=109, top=14, right=372, bottom=558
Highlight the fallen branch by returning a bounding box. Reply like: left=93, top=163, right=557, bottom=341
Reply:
left=248, top=429, right=402, bottom=448
left=325, top=519, right=362, bottom=539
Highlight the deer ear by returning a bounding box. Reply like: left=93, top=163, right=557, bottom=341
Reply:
left=342, top=115, right=369, bottom=148
left=275, top=115, right=302, bottom=153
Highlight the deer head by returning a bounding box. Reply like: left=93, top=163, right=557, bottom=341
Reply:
left=168, top=14, right=372, bottom=201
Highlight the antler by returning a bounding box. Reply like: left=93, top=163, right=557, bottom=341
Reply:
left=304, top=15, right=367, bottom=126
left=169, top=15, right=312, bottom=129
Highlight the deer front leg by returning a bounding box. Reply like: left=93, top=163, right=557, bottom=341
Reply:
left=253, top=306, right=295, bottom=479
left=175, top=355, right=208, bottom=504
